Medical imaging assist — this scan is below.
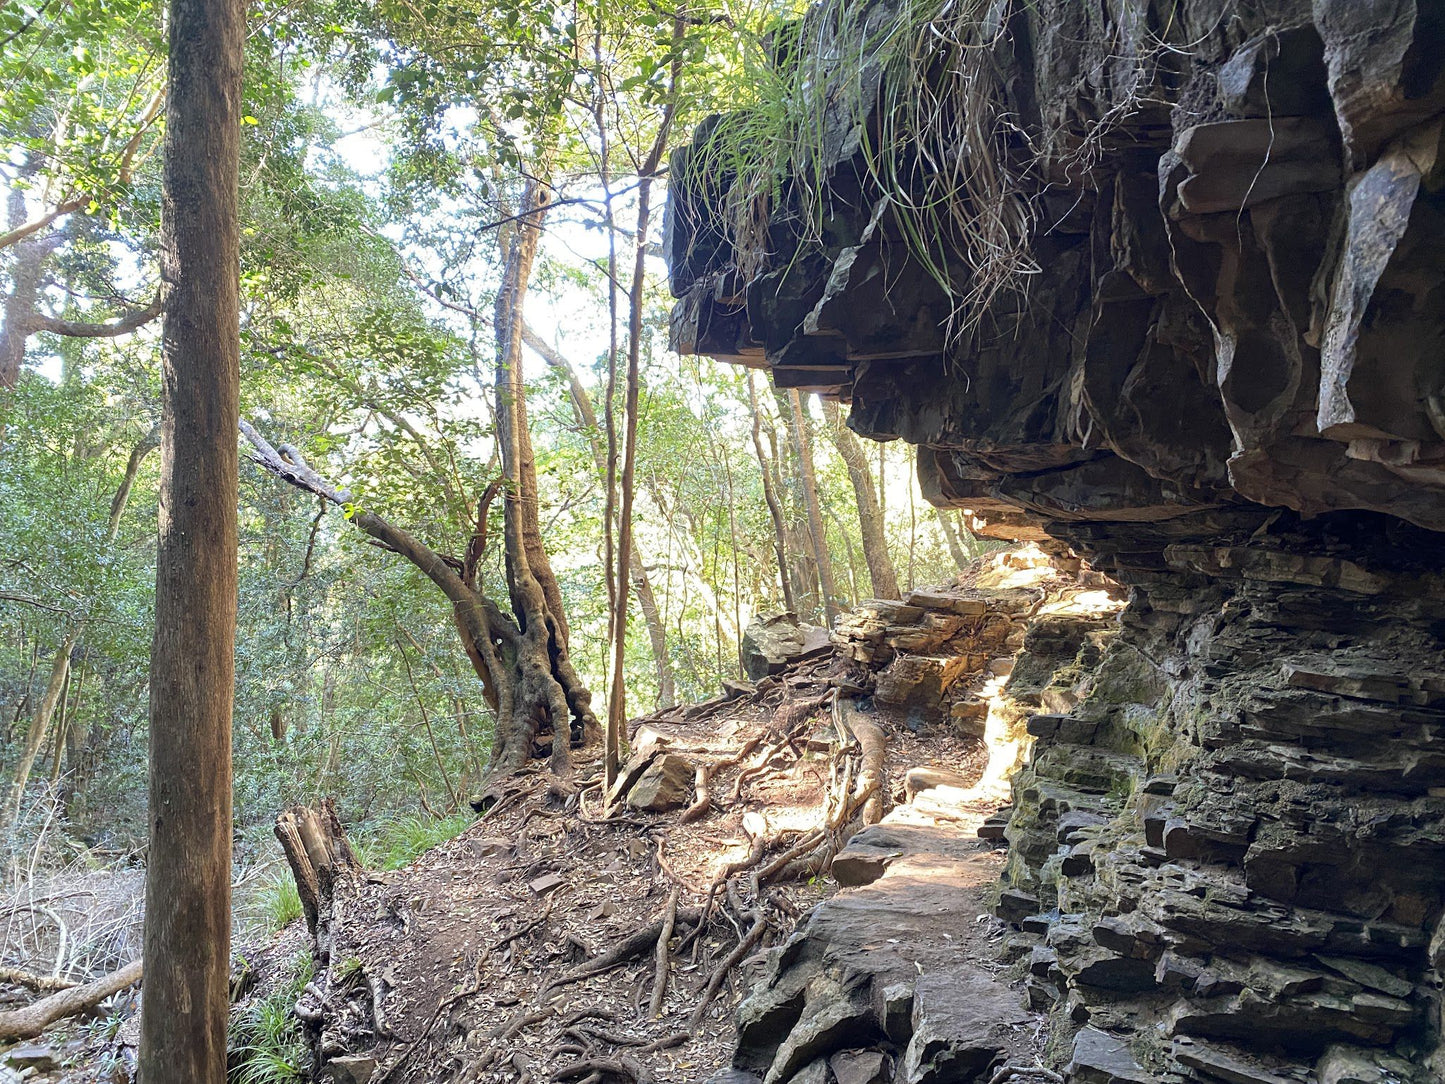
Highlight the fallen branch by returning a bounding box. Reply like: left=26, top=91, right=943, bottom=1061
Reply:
left=0, top=957, right=140, bottom=1040
left=0, top=966, right=77, bottom=993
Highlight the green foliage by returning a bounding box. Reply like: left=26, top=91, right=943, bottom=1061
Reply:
left=228, top=951, right=314, bottom=1084
left=0, top=0, right=985, bottom=880
left=253, top=875, right=304, bottom=932
left=357, top=811, right=472, bottom=872
left=0, top=0, right=166, bottom=231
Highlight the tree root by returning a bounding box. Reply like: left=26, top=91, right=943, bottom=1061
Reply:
left=687, top=915, right=766, bottom=1029
left=365, top=967, right=394, bottom=1039
left=679, top=764, right=712, bottom=823
left=545, top=907, right=701, bottom=994
left=835, top=697, right=885, bottom=826
left=985, top=1066, right=1064, bottom=1084
left=553, top=1056, right=650, bottom=1084
left=647, top=886, right=681, bottom=1018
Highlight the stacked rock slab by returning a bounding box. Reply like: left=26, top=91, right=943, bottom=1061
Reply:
left=666, top=0, right=1445, bottom=1079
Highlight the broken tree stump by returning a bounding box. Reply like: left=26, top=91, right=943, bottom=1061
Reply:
left=274, top=798, right=360, bottom=940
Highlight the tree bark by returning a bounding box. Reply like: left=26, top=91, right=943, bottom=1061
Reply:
left=491, top=179, right=598, bottom=781
left=786, top=390, right=840, bottom=624
left=821, top=400, right=899, bottom=600
left=138, top=0, right=243, bottom=1078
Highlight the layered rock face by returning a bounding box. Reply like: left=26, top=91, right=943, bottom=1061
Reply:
left=666, top=0, right=1445, bottom=1079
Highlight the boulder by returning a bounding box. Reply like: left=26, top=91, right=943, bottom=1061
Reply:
left=874, top=655, right=970, bottom=714
left=3, top=1045, right=60, bottom=1072
left=1315, top=1043, right=1424, bottom=1084
left=897, top=972, right=1030, bottom=1084
left=325, top=1057, right=379, bottom=1084
left=828, top=1051, right=886, bottom=1084
left=741, top=614, right=831, bottom=680
left=625, top=753, right=694, bottom=812
left=1067, top=1029, right=1155, bottom=1084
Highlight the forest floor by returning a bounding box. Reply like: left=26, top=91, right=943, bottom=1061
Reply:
left=18, top=548, right=1081, bottom=1084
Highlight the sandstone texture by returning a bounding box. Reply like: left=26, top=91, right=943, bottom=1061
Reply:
left=667, top=0, right=1445, bottom=1079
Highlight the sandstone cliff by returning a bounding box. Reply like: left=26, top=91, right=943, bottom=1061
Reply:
left=666, top=1, right=1445, bottom=1080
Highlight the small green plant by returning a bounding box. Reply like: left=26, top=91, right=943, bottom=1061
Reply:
left=252, top=874, right=304, bottom=932
left=357, top=811, right=471, bottom=871
left=228, top=951, right=314, bottom=1084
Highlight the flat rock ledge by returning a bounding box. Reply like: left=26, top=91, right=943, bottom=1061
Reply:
left=715, top=811, right=1043, bottom=1084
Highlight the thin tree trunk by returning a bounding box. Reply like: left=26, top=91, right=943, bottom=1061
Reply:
left=722, top=451, right=744, bottom=676
left=5, top=632, right=76, bottom=818
left=786, top=390, right=840, bottom=624
left=747, top=373, right=796, bottom=614
left=46, top=663, right=71, bottom=786
left=821, top=400, right=899, bottom=600
left=523, top=325, right=676, bottom=708
left=398, top=639, right=460, bottom=812
left=770, top=395, right=821, bottom=620
left=138, top=0, right=243, bottom=1075
left=937, top=507, right=971, bottom=570
left=907, top=447, right=918, bottom=591
left=603, top=12, right=684, bottom=789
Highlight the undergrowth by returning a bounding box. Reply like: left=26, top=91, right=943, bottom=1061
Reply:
left=357, top=810, right=472, bottom=871
left=253, top=874, right=304, bottom=931
left=228, top=950, right=314, bottom=1084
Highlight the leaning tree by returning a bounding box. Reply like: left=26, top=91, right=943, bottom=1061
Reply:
left=241, top=187, right=599, bottom=785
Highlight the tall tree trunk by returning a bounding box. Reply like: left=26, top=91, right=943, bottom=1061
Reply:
left=937, top=507, right=972, bottom=570
left=522, top=325, right=676, bottom=708
left=786, top=390, right=840, bottom=624
left=769, top=394, right=821, bottom=620
left=747, top=373, right=796, bottom=615
left=138, top=0, right=243, bottom=1077
left=489, top=178, right=597, bottom=780
left=603, top=23, right=683, bottom=786
left=821, top=400, right=900, bottom=600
